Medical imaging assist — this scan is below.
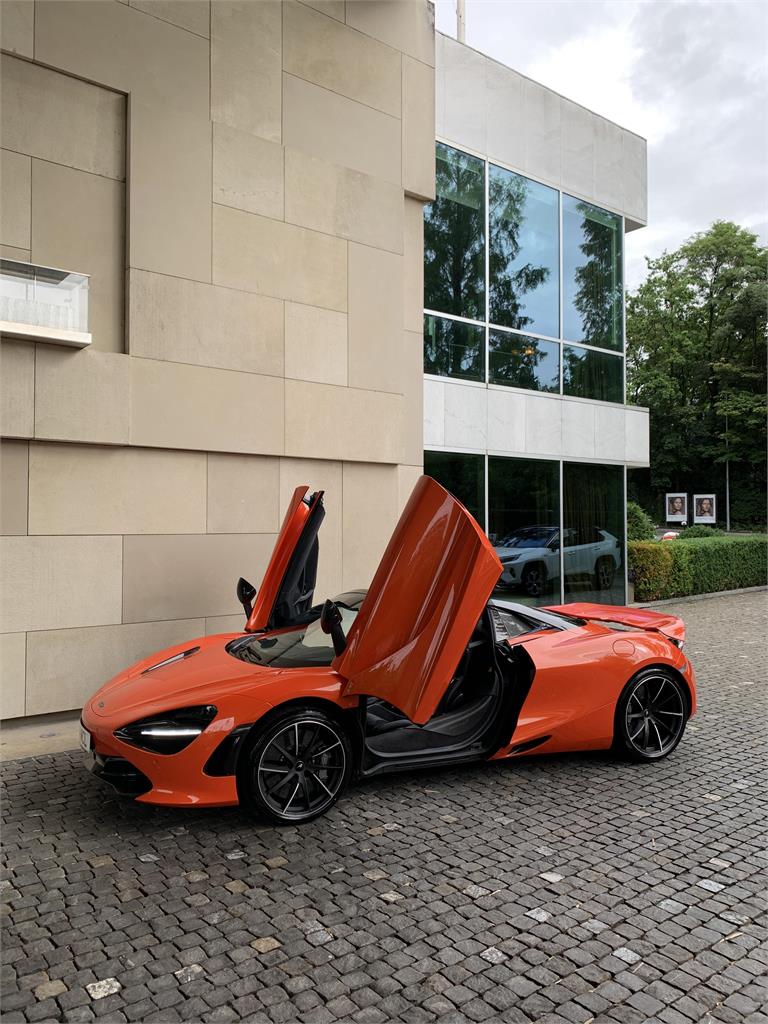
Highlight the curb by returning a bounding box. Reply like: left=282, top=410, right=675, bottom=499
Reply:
left=632, top=585, right=767, bottom=608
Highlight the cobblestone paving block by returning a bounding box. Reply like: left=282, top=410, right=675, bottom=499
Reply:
left=2, top=592, right=766, bottom=1022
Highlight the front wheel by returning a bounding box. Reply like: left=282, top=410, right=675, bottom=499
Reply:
left=522, top=563, right=547, bottom=598
left=593, top=556, right=615, bottom=590
left=614, top=668, right=688, bottom=762
left=239, top=707, right=352, bottom=824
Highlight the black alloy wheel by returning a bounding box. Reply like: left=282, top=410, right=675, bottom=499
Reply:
left=594, top=556, right=616, bottom=590
left=240, top=707, right=352, bottom=824
left=522, top=563, right=547, bottom=598
left=615, top=668, right=688, bottom=761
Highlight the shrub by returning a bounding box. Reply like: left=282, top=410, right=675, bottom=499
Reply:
left=629, top=536, right=767, bottom=601
left=627, top=501, right=655, bottom=541
left=677, top=524, right=725, bottom=540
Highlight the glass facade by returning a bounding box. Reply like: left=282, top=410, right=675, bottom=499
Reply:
left=423, top=451, right=485, bottom=528
left=563, top=462, right=625, bottom=604
left=424, top=144, right=625, bottom=404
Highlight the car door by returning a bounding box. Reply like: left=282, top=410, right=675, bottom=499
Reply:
left=336, top=476, right=502, bottom=724
left=245, top=486, right=325, bottom=632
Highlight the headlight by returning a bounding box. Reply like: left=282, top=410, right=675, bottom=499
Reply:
left=667, top=636, right=685, bottom=651
left=115, top=705, right=217, bottom=754
left=500, top=554, right=521, bottom=564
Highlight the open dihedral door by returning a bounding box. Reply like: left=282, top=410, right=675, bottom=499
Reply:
left=335, top=476, right=502, bottom=724
left=245, top=487, right=325, bottom=632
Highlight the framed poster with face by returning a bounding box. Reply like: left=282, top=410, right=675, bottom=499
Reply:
left=693, top=494, right=716, bottom=524
left=665, top=493, right=687, bottom=523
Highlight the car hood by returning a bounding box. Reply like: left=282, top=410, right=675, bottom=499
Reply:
left=87, top=633, right=273, bottom=719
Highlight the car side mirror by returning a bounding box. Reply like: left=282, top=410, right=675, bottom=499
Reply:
left=237, top=577, right=257, bottom=618
left=320, top=599, right=346, bottom=656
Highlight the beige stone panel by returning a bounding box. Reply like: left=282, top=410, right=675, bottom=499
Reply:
left=397, top=463, right=423, bottom=513
left=285, top=149, right=403, bottom=254
left=213, top=124, right=284, bottom=219
left=0, top=440, right=28, bottom=535
left=341, top=462, right=398, bottom=589
left=298, top=0, right=344, bottom=21
left=348, top=243, right=403, bottom=394
left=1, top=246, right=29, bottom=262
left=346, top=0, right=435, bottom=66
left=403, top=197, right=424, bottom=334
left=524, top=79, right=561, bottom=187
left=31, top=160, right=124, bottom=354
left=0, top=341, right=34, bottom=439
left=205, top=614, right=245, bottom=635
left=129, top=270, right=284, bottom=376
left=211, top=0, right=281, bottom=141
left=622, top=131, right=647, bottom=227
left=0, top=535, right=122, bottom=633
left=28, top=444, right=207, bottom=535
left=402, top=56, right=436, bottom=202
left=0, top=1, right=34, bottom=57
left=122, top=533, right=278, bottom=621
left=130, top=357, right=284, bottom=455
left=594, top=119, right=623, bottom=213
left=284, top=301, right=347, bottom=387
left=35, top=0, right=209, bottom=116
left=0, top=150, right=30, bottom=251
left=285, top=380, right=403, bottom=463
left=34, top=348, right=130, bottom=445
left=213, top=204, right=347, bottom=312
left=25, top=618, right=207, bottom=715
left=0, top=632, right=25, bottom=719
left=129, top=100, right=212, bottom=283
left=207, top=453, right=281, bottom=534
left=402, top=330, right=424, bottom=466
left=283, top=73, right=401, bottom=186
left=0, top=55, right=125, bottom=181
left=560, top=101, right=594, bottom=203
left=283, top=1, right=401, bottom=118
left=129, top=0, right=210, bottom=37
left=279, top=456, right=342, bottom=601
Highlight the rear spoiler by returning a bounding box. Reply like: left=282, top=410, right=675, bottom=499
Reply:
left=544, top=603, right=685, bottom=644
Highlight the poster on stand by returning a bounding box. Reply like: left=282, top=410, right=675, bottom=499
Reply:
left=665, top=493, right=688, bottom=523
left=693, top=494, right=716, bottom=524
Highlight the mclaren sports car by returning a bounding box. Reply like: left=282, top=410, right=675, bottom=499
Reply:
left=80, top=476, right=697, bottom=824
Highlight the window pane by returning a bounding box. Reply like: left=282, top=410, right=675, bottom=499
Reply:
left=424, top=451, right=485, bottom=529
left=489, top=330, right=559, bottom=393
left=424, top=143, right=485, bottom=320
left=563, top=463, right=625, bottom=604
left=489, top=167, right=559, bottom=337
left=562, top=346, right=623, bottom=403
left=563, top=196, right=623, bottom=350
left=489, top=456, right=560, bottom=606
left=424, top=314, right=484, bottom=382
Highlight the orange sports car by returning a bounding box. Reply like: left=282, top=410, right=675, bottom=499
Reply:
left=80, top=477, right=696, bottom=824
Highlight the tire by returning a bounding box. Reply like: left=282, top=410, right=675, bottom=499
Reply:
left=593, top=556, right=615, bottom=591
left=614, top=668, right=688, bottom=762
left=522, top=563, right=547, bottom=598
left=239, top=706, right=352, bottom=824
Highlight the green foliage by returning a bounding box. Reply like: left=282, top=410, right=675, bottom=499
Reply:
left=626, top=501, right=655, bottom=541
left=629, top=537, right=767, bottom=601
left=627, top=221, right=767, bottom=529
left=677, top=525, right=725, bottom=539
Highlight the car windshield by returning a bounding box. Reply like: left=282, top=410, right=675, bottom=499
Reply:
left=498, top=528, right=554, bottom=549
left=228, top=604, right=360, bottom=669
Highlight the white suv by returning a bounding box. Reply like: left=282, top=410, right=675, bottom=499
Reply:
left=494, top=525, right=621, bottom=598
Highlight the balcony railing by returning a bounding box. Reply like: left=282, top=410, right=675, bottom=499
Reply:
left=0, top=259, right=91, bottom=348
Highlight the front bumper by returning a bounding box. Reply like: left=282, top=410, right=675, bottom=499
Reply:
left=86, top=751, right=152, bottom=797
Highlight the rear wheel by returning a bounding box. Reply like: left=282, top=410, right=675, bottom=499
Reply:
left=239, top=707, right=352, bottom=824
left=593, top=556, right=615, bottom=590
left=614, top=668, right=688, bottom=761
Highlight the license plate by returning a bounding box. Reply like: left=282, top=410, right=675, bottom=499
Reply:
left=79, top=724, right=92, bottom=753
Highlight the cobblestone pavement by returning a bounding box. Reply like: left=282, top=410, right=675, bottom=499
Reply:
left=2, top=591, right=766, bottom=1024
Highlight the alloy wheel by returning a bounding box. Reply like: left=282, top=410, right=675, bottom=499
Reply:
left=624, top=674, right=685, bottom=757
left=255, top=719, right=346, bottom=821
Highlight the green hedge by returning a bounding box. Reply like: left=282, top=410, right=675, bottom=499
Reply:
left=629, top=536, right=767, bottom=601
left=627, top=501, right=655, bottom=541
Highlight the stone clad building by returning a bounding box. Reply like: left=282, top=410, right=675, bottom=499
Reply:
left=0, top=0, right=648, bottom=725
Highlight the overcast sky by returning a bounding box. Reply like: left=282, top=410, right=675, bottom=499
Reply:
left=434, top=0, right=768, bottom=289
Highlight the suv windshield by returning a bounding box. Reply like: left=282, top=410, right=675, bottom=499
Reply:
left=498, top=528, right=555, bottom=549
left=228, top=604, right=360, bottom=669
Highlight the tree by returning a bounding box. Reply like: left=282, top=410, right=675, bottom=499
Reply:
left=627, top=222, right=767, bottom=527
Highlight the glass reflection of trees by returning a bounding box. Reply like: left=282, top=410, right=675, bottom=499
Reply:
left=423, top=315, right=484, bottom=382
left=489, top=167, right=559, bottom=337
left=562, top=345, right=623, bottom=403
left=424, top=144, right=485, bottom=320
left=564, top=197, right=623, bottom=350
left=489, top=331, right=559, bottom=392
